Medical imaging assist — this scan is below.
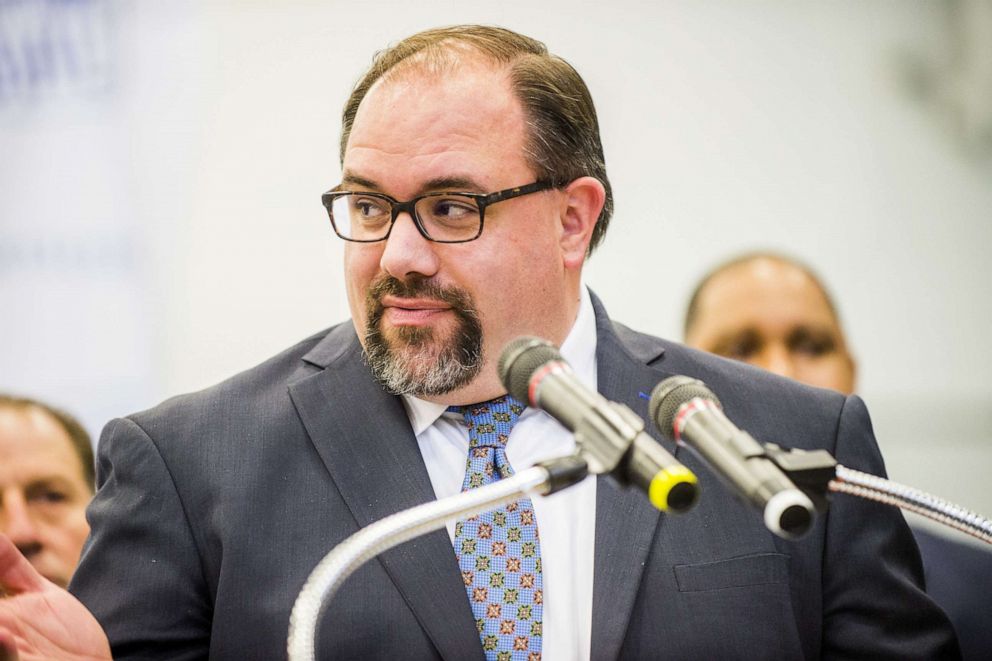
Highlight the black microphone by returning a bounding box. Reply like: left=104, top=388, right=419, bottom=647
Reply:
left=649, top=376, right=816, bottom=539
left=498, top=337, right=699, bottom=513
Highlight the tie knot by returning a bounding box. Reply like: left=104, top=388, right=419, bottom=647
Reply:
left=449, top=395, right=525, bottom=449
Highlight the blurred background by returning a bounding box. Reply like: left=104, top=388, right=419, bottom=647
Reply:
left=2, top=1, right=990, bottom=530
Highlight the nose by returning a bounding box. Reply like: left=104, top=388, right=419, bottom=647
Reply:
left=1, top=492, right=42, bottom=559
left=379, top=211, right=441, bottom=282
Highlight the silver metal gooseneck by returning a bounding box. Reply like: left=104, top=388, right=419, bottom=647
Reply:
left=830, top=465, right=992, bottom=544
left=287, top=456, right=586, bottom=661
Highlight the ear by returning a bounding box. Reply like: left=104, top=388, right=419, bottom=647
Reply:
left=559, top=176, right=606, bottom=269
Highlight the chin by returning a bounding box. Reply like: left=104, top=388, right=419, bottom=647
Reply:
left=367, top=318, right=483, bottom=397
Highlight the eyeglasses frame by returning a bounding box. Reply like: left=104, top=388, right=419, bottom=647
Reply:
left=320, top=180, right=556, bottom=243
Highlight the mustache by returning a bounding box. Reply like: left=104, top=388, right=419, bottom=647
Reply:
left=366, top=275, right=476, bottom=316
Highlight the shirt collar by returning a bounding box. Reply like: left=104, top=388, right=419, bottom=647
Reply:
left=401, top=285, right=598, bottom=436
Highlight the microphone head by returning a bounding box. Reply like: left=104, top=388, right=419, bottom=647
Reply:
left=766, top=490, right=815, bottom=540
left=649, top=376, right=722, bottom=441
left=498, top=336, right=562, bottom=404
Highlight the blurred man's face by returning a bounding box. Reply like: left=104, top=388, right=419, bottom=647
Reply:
left=341, top=57, right=581, bottom=404
left=0, top=406, right=92, bottom=587
left=686, top=258, right=856, bottom=394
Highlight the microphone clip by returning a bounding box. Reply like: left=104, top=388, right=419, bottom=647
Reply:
left=571, top=401, right=645, bottom=476
left=760, top=443, right=837, bottom=514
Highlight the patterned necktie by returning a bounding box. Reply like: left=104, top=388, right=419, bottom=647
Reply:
left=450, top=395, right=544, bottom=661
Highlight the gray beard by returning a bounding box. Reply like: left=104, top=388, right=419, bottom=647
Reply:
left=363, top=275, right=484, bottom=397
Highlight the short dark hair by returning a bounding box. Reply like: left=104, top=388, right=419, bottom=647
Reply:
left=684, top=251, right=842, bottom=339
left=339, top=25, right=614, bottom=254
left=0, top=394, right=95, bottom=491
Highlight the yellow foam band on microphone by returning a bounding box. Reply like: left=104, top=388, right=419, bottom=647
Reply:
left=648, top=466, right=698, bottom=511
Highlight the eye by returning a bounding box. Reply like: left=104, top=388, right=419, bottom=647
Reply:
left=789, top=328, right=837, bottom=357
left=425, top=196, right=480, bottom=225
left=725, top=341, right=758, bottom=360
left=26, top=485, right=69, bottom=505
left=434, top=199, right=473, bottom=217
left=715, top=331, right=761, bottom=361
left=352, top=196, right=390, bottom=220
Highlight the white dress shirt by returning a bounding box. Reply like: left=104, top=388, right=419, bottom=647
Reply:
left=402, top=287, right=597, bottom=661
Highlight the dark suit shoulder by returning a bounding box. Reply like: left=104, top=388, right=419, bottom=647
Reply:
left=128, top=323, right=351, bottom=426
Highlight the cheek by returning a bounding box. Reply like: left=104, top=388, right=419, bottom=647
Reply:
left=64, top=508, right=90, bottom=545
left=799, top=357, right=853, bottom=392
left=474, top=250, right=546, bottom=306
left=344, top=246, right=382, bottom=317
left=344, top=246, right=378, bottom=290
left=39, top=504, right=89, bottom=551
left=469, top=247, right=561, bottom=337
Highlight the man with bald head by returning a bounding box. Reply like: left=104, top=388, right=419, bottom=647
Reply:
left=685, top=252, right=856, bottom=393
left=0, top=396, right=93, bottom=590
left=0, top=28, right=957, bottom=660
left=685, top=251, right=991, bottom=661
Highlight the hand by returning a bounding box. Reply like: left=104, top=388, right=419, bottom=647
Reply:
left=0, top=535, right=111, bottom=661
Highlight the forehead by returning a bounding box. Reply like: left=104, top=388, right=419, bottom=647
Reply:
left=700, top=261, right=840, bottom=331
left=0, top=407, right=84, bottom=479
left=343, top=56, right=531, bottom=193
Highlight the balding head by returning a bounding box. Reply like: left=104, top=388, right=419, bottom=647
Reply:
left=340, top=25, right=614, bottom=254
left=684, top=253, right=856, bottom=394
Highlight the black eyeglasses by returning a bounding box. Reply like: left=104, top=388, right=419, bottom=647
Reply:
left=320, top=180, right=555, bottom=243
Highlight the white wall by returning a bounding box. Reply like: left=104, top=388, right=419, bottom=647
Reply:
left=2, top=0, right=989, bottom=527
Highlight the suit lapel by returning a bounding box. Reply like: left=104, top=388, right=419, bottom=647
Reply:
left=590, top=295, right=682, bottom=660
left=287, top=325, right=483, bottom=661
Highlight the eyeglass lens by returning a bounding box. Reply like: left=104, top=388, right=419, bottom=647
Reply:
left=329, top=193, right=482, bottom=242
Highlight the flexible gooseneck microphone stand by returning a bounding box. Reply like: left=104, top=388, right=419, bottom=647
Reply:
left=829, top=465, right=992, bottom=543
left=286, top=455, right=587, bottom=661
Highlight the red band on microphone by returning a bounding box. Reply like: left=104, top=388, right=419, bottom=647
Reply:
left=528, top=360, right=569, bottom=406
left=672, top=398, right=720, bottom=442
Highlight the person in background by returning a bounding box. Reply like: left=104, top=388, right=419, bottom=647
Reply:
left=684, top=252, right=855, bottom=394
left=0, top=395, right=94, bottom=589
left=685, top=250, right=992, bottom=661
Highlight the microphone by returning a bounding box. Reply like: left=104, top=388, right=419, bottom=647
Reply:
left=498, top=337, right=699, bottom=513
left=649, top=376, right=816, bottom=539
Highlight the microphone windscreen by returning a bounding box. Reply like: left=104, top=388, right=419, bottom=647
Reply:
left=498, top=336, right=562, bottom=404
left=649, top=376, right=721, bottom=440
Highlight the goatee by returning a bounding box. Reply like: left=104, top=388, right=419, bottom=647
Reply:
left=363, top=275, right=484, bottom=397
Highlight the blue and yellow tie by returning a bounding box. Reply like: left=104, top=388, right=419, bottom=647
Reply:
left=450, top=396, right=543, bottom=661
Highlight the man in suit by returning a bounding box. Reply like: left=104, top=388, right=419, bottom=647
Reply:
left=685, top=251, right=990, bottom=660
left=0, top=26, right=958, bottom=660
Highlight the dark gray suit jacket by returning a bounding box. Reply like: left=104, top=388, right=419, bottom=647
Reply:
left=70, top=297, right=959, bottom=659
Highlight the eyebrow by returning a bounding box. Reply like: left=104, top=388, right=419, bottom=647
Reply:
left=421, top=176, right=483, bottom=192
left=786, top=325, right=838, bottom=345
left=340, top=172, right=380, bottom=190
left=339, top=172, right=485, bottom=196
left=23, top=475, right=85, bottom=494
left=710, top=328, right=760, bottom=351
